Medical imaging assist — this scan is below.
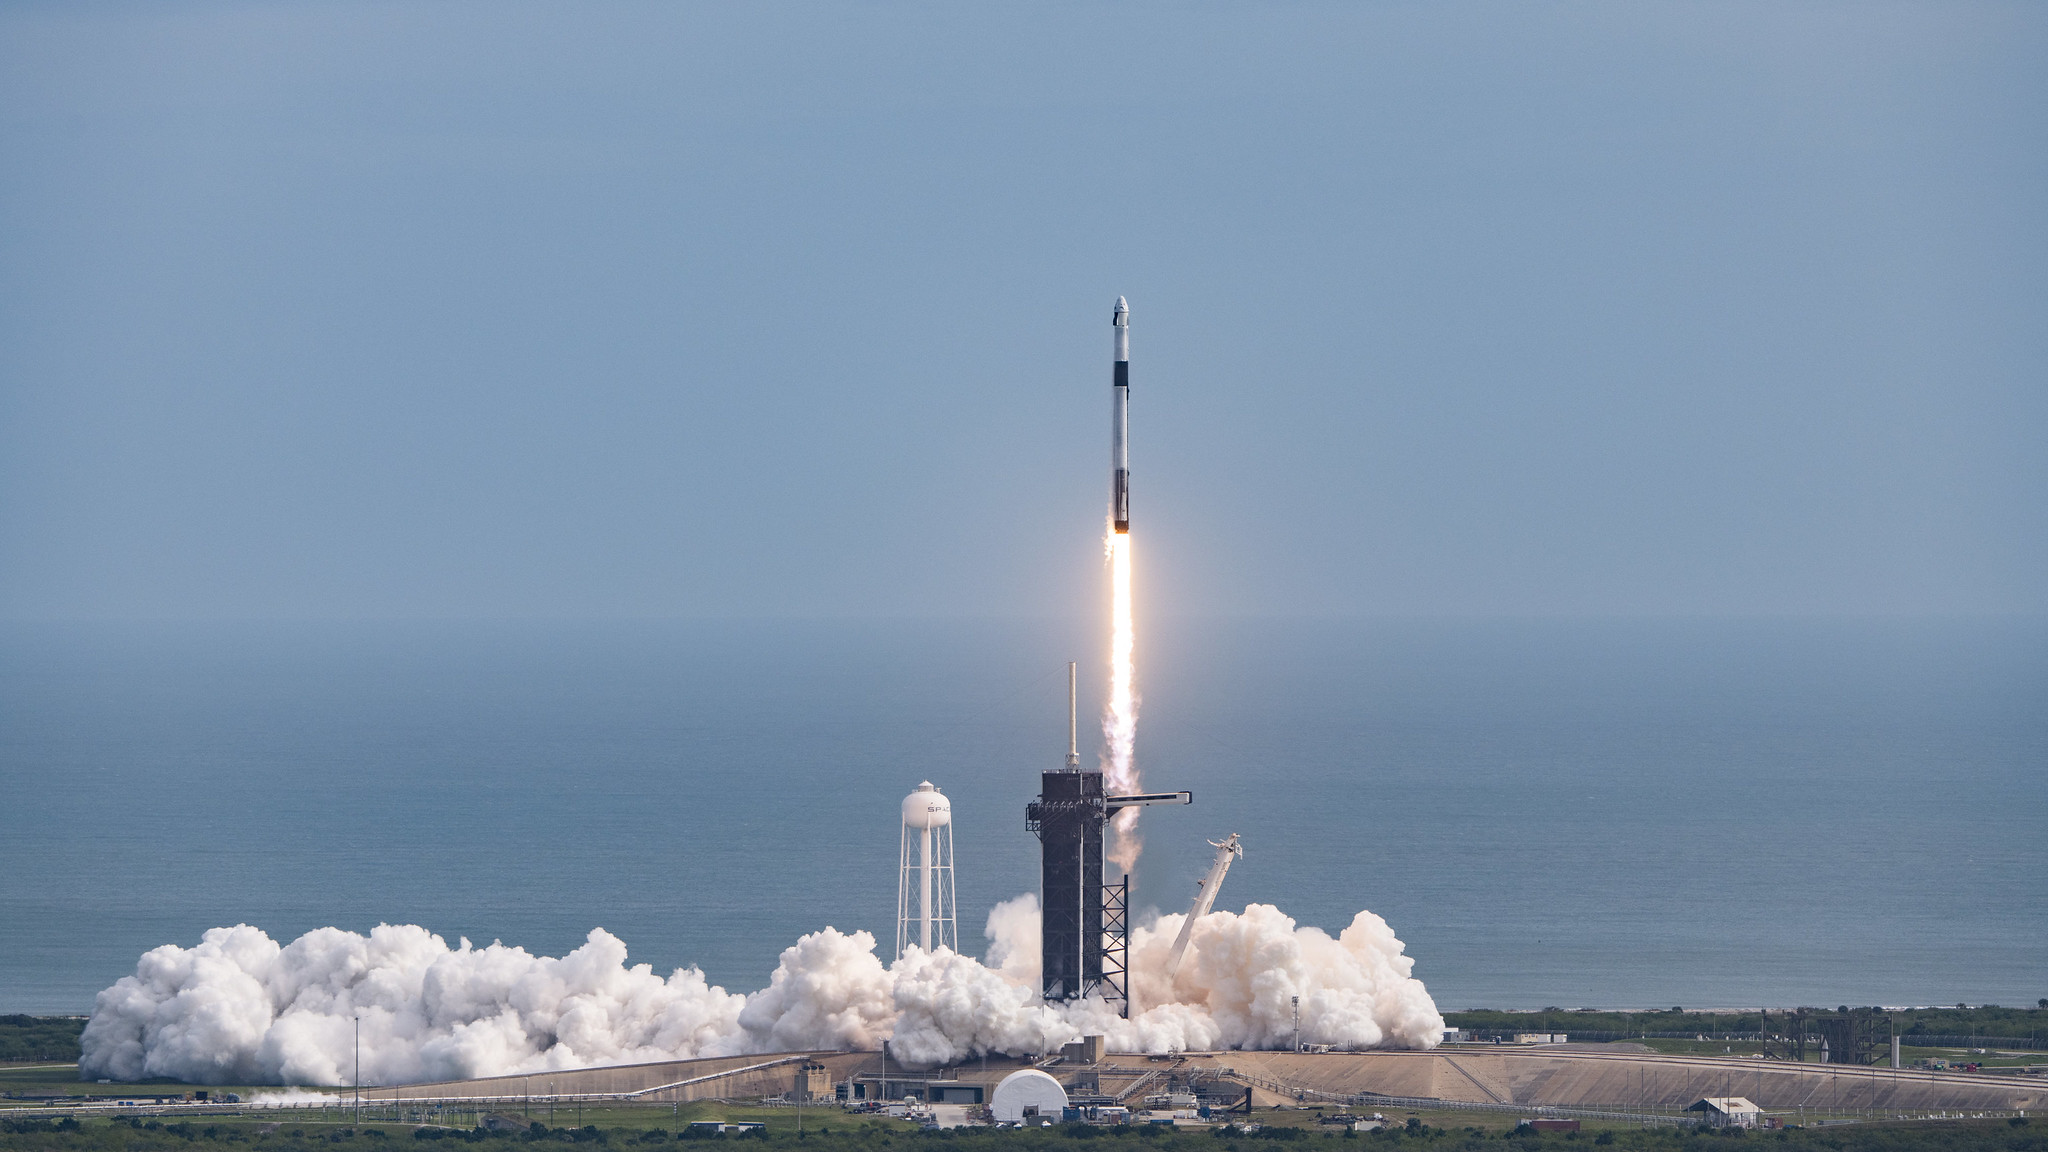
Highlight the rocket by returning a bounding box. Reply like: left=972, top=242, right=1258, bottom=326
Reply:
left=1112, top=296, right=1130, bottom=533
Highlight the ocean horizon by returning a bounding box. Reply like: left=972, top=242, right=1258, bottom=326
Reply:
left=4, top=615, right=2042, bottom=1018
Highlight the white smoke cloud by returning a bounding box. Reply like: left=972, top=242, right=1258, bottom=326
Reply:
left=79, top=926, right=748, bottom=1085
left=248, top=1090, right=342, bottom=1107
left=734, top=927, right=895, bottom=1053
left=81, top=898, right=1441, bottom=1085
left=888, top=896, right=1444, bottom=1065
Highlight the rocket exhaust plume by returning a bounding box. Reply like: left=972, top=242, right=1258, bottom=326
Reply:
left=1104, top=297, right=1141, bottom=872
left=1103, top=529, right=1140, bottom=870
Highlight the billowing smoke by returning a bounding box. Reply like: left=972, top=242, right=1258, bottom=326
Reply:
left=81, top=898, right=1441, bottom=1085
left=895, top=896, right=1447, bottom=1061
left=248, top=1090, right=343, bottom=1107
left=78, top=925, right=749, bottom=1085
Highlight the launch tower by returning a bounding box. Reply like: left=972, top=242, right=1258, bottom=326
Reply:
left=1027, top=663, right=1187, bottom=1016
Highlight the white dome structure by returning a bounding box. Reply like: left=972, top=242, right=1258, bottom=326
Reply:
left=989, top=1069, right=1068, bottom=1124
left=895, top=781, right=957, bottom=959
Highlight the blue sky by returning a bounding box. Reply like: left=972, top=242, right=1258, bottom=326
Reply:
left=2, top=1, right=2041, bottom=620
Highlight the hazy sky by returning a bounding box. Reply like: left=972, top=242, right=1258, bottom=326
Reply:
left=2, top=1, right=2041, bottom=621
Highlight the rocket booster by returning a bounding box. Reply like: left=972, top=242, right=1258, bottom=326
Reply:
left=1112, top=296, right=1130, bottom=533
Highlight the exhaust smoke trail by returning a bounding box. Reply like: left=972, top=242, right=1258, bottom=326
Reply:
left=1103, top=526, right=1141, bottom=872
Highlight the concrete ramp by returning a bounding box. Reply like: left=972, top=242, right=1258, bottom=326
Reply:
left=1433, top=1054, right=1512, bottom=1104
left=359, top=1046, right=2041, bottom=1118
left=363, top=1052, right=880, bottom=1106
left=1179, top=1049, right=2040, bottom=1115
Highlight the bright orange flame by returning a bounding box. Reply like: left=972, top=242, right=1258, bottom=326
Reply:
left=1103, top=526, right=1140, bottom=872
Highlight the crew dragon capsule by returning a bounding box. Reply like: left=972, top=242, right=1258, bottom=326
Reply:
left=1111, top=296, right=1131, bottom=534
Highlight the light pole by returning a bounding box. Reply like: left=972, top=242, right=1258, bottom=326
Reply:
left=353, top=1015, right=361, bottom=1125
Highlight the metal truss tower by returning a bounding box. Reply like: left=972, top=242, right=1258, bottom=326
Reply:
left=1026, top=663, right=1188, bottom=1017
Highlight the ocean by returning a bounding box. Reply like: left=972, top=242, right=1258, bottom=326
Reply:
left=2, top=617, right=2042, bottom=1017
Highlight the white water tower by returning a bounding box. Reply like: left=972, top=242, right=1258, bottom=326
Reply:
left=895, top=781, right=957, bottom=959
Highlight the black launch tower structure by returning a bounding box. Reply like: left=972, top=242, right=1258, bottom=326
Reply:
left=1027, top=670, right=1189, bottom=1017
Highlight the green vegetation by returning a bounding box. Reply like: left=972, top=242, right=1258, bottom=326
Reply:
left=0, top=1113, right=2039, bottom=1152
left=1444, top=1006, right=2048, bottom=1043
left=0, top=1018, right=85, bottom=1064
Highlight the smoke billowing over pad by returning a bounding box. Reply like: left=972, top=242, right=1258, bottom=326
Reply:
left=81, top=900, right=1442, bottom=1085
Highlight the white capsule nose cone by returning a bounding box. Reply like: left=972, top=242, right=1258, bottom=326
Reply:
left=1115, top=296, right=1128, bottom=312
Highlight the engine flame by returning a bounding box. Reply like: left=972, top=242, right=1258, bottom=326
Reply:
left=1103, top=526, right=1140, bottom=871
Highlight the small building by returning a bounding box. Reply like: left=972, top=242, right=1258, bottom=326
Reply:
left=1512, top=1033, right=1569, bottom=1045
left=795, top=1061, right=832, bottom=1101
left=922, top=1081, right=983, bottom=1104
left=1062, top=1035, right=1106, bottom=1064
left=1686, top=1097, right=1762, bottom=1129
left=1441, top=1028, right=1471, bottom=1043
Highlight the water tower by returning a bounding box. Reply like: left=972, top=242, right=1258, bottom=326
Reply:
left=896, top=781, right=957, bottom=959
